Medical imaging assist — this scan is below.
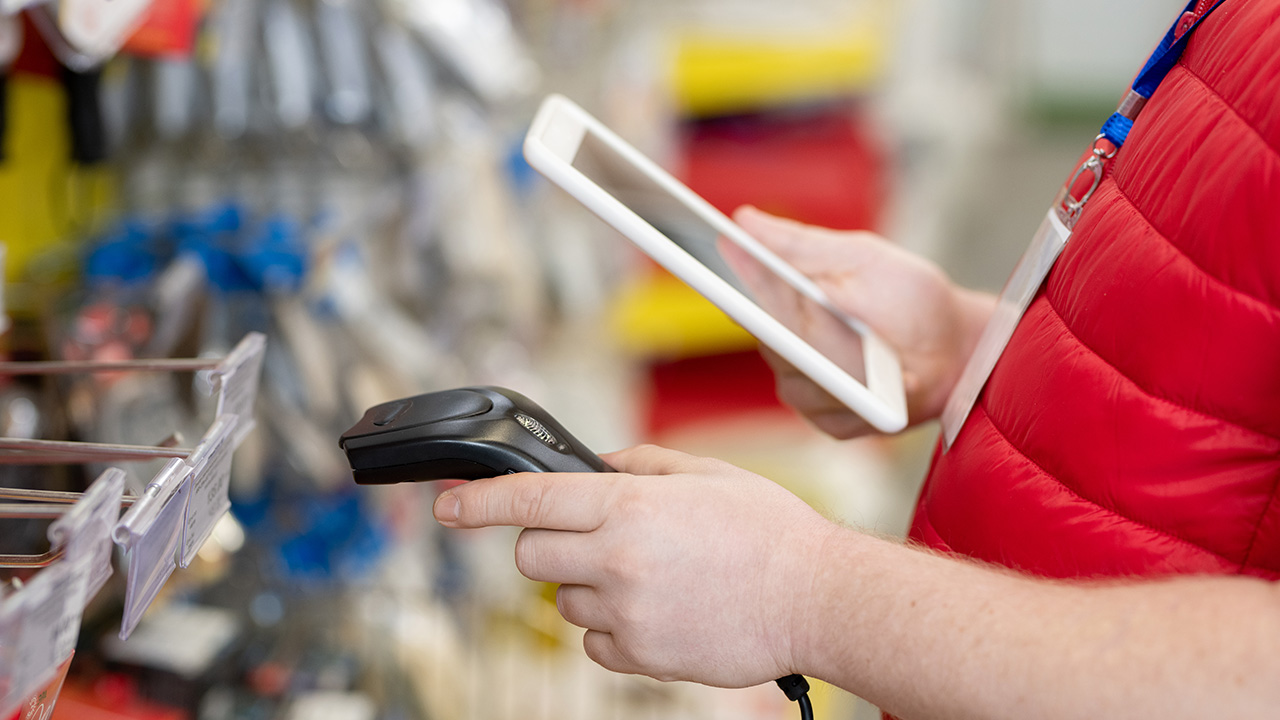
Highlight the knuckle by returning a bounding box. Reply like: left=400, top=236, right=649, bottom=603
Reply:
left=614, top=642, right=642, bottom=670
left=817, top=416, right=859, bottom=439
left=608, top=544, right=653, bottom=585
left=629, top=443, right=661, bottom=462
left=611, top=630, right=658, bottom=674
left=622, top=493, right=660, bottom=526
left=448, top=489, right=478, bottom=526
left=508, top=480, right=547, bottom=526
left=614, top=444, right=692, bottom=476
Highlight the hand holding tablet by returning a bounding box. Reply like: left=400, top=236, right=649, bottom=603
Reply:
left=523, top=94, right=908, bottom=433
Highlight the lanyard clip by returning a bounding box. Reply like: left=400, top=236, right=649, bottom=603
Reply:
left=1055, top=135, right=1118, bottom=228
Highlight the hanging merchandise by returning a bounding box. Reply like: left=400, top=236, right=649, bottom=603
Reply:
left=372, top=16, right=438, bottom=150
left=208, top=0, right=253, bottom=141
left=387, top=0, right=539, bottom=107
left=262, top=0, right=316, bottom=132
left=0, top=13, right=20, bottom=163
left=23, top=0, right=154, bottom=72
left=57, top=0, right=155, bottom=65
left=121, top=0, right=200, bottom=59
left=0, top=249, right=7, bottom=339
left=314, top=0, right=373, bottom=127
left=667, top=0, right=888, bottom=117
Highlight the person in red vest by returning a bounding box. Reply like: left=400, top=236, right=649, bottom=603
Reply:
left=434, top=0, right=1280, bottom=716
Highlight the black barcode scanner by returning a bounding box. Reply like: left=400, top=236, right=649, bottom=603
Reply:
left=339, top=386, right=613, bottom=484
left=340, top=385, right=814, bottom=719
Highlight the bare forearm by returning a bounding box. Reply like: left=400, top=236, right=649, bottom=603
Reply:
left=795, top=527, right=1280, bottom=720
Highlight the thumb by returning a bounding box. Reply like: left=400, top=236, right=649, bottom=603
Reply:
left=732, top=205, right=878, bottom=276
left=600, top=444, right=704, bottom=476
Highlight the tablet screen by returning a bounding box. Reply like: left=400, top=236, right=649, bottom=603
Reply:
left=571, top=129, right=867, bottom=384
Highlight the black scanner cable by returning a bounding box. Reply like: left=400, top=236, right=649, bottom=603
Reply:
left=777, top=674, right=815, bottom=720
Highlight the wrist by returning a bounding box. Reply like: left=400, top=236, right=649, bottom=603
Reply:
left=787, top=523, right=879, bottom=680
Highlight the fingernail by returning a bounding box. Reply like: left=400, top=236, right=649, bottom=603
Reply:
left=434, top=491, right=460, bottom=524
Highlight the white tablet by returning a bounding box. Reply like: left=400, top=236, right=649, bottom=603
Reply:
left=523, top=94, right=907, bottom=433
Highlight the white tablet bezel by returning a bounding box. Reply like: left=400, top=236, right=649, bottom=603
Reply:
left=523, top=94, right=907, bottom=433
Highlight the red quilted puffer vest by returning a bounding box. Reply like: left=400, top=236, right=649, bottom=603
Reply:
left=910, top=0, right=1280, bottom=581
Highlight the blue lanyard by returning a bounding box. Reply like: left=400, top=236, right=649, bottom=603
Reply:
left=1098, top=0, right=1230, bottom=149
left=1057, top=0, right=1229, bottom=226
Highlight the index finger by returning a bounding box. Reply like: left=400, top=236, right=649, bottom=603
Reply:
left=434, top=472, right=616, bottom=531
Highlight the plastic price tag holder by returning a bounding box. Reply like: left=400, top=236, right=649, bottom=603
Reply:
left=13, top=654, right=73, bottom=720
left=47, top=468, right=125, bottom=609
left=113, top=458, right=192, bottom=640
left=208, top=331, right=265, bottom=447
left=0, top=591, right=20, bottom=717
left=0, top=468, right=127, bottom=703
left=940, top=210, right=1071, bottom=449
left=1, top=593, right=73, bottom=720
left=178, top=417, right=236, bottom=568
left=3, top=562, right=85, bottom=713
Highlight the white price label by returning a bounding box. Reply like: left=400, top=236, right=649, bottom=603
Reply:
left=0, top=593, right=22, bottom=717
left=180, top=418, right=236, bottom=568
left=114, top=459, right=192, bottom=640
left=48, top=468, right=125, bottom=608
left=8, top=563, right=85, bottom=705
left=12, top=653, right=72, bottom=720
left=1, top=468, right=126, bottom=705
left=212, top=332, right=266, bottom=446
